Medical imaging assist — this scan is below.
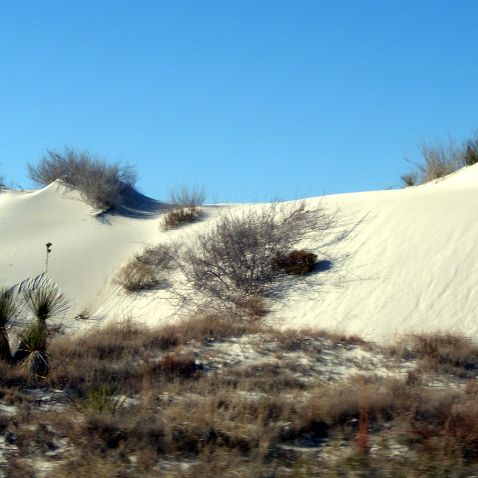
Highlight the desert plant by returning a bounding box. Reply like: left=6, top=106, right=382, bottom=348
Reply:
left=401, top=132, right=478, bottom=186
left=114, top=243, right=177, bottom=293
left=400, top=171, right=418, bottom=187
left=82, top=385, right=125, bottom=414
left=22, top=282, right=69, bottom=324
left=163, top=185, right=205, bottom=230
left=178, top=203, right=332, bottom=315
left=273, top=249, right=318, bottom=275
left=394, top=333, right=478, bottom=377
left=0, top=288, right=18, bottom=362
left=15, top=322, right=49, bottom=382
left=27, top=148, right=137, bottom=210
left=169, top=184, right=206, bottom=209
left=465, top=139, right=478, bottom=166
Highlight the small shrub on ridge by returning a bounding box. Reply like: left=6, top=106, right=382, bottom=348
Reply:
left=114, top=243, right=177, bottom=293
left=163, top=185, right=205, bottom=230
left=28, top=148, right=137, bottom=211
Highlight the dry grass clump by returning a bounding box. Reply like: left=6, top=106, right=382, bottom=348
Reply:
left=401, top=132, right=478, bottom=186
left=179, top=202, right=332, bottom=316
left=393, top=333, right=478, bottom=377
left=114, top=243, right=177, bottom=293
left=27, top=148, right=137, bottom=210
left=163, top=185, right=205, bottom=230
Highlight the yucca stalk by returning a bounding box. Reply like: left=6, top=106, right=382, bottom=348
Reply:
left=0, top=288, right=18, bottom=362
left=15, top=322, right=49, bottom=382
left=22, top=283, right=69, bottom=324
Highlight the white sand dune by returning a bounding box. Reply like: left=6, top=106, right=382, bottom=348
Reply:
left=1, top=165, right=477, bottom=342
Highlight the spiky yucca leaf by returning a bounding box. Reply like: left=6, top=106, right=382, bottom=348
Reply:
left=22, top=350, right=49, bottom=382
left=14, top=321, right=48, bottom=365
left=18, top=322, right=48, bottom=352
left=0, top=328, right=11, bottom=362
left=0, top=288, right=17, bottom=362
left=22, top=283, right=69, bottom=323
left=0, top=287, right=17, bottom=328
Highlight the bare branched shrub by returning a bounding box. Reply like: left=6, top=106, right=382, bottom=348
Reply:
left=28, top=148, right=137, bottom=210
left=401, top=132, right=478, bottom=186
left=163, top=185, right=206, bottom=230
left=177, top=203, right=333, bottom=316
left=114, top=243, right=177, bottom=293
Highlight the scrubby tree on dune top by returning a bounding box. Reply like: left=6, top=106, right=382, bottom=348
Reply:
left=27, top=148, right=137, bottom=211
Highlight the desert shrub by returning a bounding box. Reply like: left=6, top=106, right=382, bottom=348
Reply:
left=395, top=333, right=478, bottom=377
left=27, top=148, right=137, bottom=210
left=114, top=242, right=177, bottom=293
left=14, top=322, right=49, bottom=382
left=163, top=185, right=205, bottom=230
left=465, top=138, right=478, bottom=166
left=273, top=249, right=318, bottom=275
left=178, top=203, right=332, bottom=316
left=401, top=132, right=478, bottom=186
left=400, top=171, right=418, bottom=187
left=148, top=353, right=201, bottom=380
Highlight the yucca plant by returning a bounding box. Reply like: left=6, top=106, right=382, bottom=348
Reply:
left=0, top=288, right=18, bottom=362
left=14, top=283, right=69, bottom=381
left=15, top=322, right=49, bottom=382
left=22, top=282, right=69, bottom=324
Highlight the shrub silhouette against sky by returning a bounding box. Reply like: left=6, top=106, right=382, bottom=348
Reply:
left=28, top=148, right=137, bottom=211
left=401, top=132, right=478, bottom=186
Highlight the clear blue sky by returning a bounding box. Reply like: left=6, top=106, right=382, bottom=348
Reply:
left=1, top=1, right=477, bottom=202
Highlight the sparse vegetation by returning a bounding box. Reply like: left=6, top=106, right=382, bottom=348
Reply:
left=178, top=203, right=331, bottom=316
left=15, top=322, right=49, bottom=382
left=392, top=333, right=478, bottom=377
left=163, top=185, right=205, bottom=230
left=2, top=321, right=478, bottom=476
left=401, top=132, right=478, bottom=186
left=22, top=281, right=69, bottom=324
left=114, top=242, right=177, bottom=293
left=0, top=282, right=69, bottom=385
left=27, top=148, right=137, bottom=210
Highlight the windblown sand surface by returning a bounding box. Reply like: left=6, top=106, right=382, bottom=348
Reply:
left=1, top=165, right=477, bottom=342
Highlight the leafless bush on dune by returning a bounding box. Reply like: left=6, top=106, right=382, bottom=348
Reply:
left=176, top=202, right=334, bottom=317
left=27, top=148, right=137, bottom=210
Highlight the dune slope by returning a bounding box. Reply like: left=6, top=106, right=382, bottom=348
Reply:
left=1, top=167, right=477, bottom=342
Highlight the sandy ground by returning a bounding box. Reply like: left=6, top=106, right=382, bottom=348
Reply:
left=1, top=165, right=477, bottom=342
